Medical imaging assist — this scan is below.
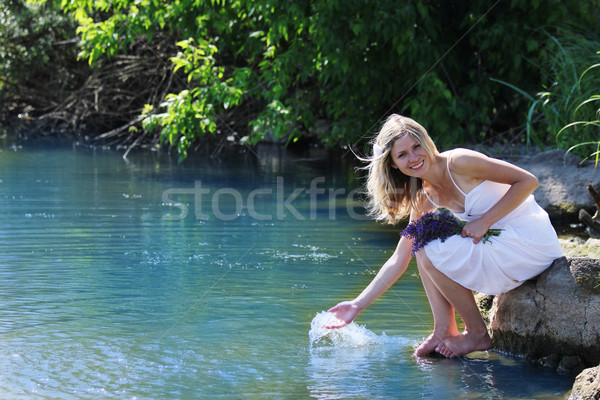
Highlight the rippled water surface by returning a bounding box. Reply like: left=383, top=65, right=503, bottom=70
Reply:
left=0, top=144, right=574, bottom=399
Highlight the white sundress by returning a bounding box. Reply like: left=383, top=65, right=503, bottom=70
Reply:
left=423, top=154, right=564, bottom=295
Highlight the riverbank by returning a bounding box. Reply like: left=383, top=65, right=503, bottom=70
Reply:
left=480, top=256, right=600, bottom=399
left=560, top=237, right=600, bottom=258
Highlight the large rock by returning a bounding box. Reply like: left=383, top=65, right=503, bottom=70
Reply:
left=568, top=365, right=600, bottom=400
left=487, top=257, right=600, bottom=370
left=512, top=149, right=600, bottom=222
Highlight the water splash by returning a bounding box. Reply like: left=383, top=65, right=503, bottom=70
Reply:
left=308, top=311, right=386, bottom=349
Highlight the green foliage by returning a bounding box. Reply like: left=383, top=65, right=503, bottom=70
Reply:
left=493, top=31, right=600, bottom=162
left=15, top=0, right=600, bottom=159
left=556, top=56, right=600, bottom=166
left=0, top=0, right=76, bottom=105
left=142, top=37, right=245, bottom=161
left=542, top=35, right=600, bottom=163
left=489, top=77, right=547, bottom=151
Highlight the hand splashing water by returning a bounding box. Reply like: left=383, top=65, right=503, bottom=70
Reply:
left=308, top=311, right=384, bottom=349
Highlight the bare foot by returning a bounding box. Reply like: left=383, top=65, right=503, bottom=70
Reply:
left=435, top=330, right=492, bottom=358
left=413, top=333, right=446, bottom=357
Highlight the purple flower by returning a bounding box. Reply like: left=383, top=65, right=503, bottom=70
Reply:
left=400, top=212, right=502, bottom=256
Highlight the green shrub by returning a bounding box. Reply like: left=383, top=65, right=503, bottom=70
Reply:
left=539, top=32, right=600, bottom=161
left=493, top=30, right=600, bottom=162
left=16, top=0, right=600, bottom=159
left=0, top=0, right=77, bottom=110
left=555, top=55, right=600, bottom=165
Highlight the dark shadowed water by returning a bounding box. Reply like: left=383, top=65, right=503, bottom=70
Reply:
left=0, top=143, right=574, bottom=399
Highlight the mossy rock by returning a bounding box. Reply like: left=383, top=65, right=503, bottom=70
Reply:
left=570, top=257, right=600, bottom=295
left=546, top=202, right=580, bottom=217
left=474, top=292, right=494, bottom=323
left=560, top=238, right=600, bottom=259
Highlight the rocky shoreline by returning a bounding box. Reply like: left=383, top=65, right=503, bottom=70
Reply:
left=509, top=149, right=600, bottom=224
left=477, top=256, right=600, bottom=399
left=560, top=238, right=600, bottom=259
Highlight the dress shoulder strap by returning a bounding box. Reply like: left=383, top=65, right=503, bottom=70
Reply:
left=447, top=150, right=468, bottom=197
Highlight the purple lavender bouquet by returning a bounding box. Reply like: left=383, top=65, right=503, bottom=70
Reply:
left=401, top=212, right=502, bottom=256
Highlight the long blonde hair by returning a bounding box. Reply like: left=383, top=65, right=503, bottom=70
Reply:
left=364, top=114, right=439, bottom=224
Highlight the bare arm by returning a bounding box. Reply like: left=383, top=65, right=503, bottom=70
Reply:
left=325, top=237, right=413, bottom=328
left=326, top=206, right=434, bottom=328
left=451, top=149, right=539, bottom=242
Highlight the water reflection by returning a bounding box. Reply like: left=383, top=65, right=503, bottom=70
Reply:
left=309, top=339, right=572, bottom=400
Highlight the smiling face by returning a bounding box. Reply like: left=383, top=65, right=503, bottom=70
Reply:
left=390, top=134, right=430, bottom=177
left=367, top=114, right=439, bottom=222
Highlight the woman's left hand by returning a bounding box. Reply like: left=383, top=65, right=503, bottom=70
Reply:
left=461, top=218, right=491, bottom=244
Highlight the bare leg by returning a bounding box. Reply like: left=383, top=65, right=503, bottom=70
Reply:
left=415, top=251, right=491, bottom=358
left=413, top=253, right=460, bottom=357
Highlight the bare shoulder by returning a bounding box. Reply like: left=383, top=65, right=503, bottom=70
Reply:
left=449, top=148, right=490, bottom=166
left=450, top=148, right=514, bottom=172
left=449, top=148, right=536, bottom=184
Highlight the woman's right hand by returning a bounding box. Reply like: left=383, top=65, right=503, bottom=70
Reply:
left=325, top=301, right=361, bottom=328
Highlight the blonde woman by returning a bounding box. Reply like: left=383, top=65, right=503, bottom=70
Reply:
left=326, top=114, right=563, bottom=358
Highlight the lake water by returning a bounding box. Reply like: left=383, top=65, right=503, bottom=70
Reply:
left=0, top=143, right=574, bottom=399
